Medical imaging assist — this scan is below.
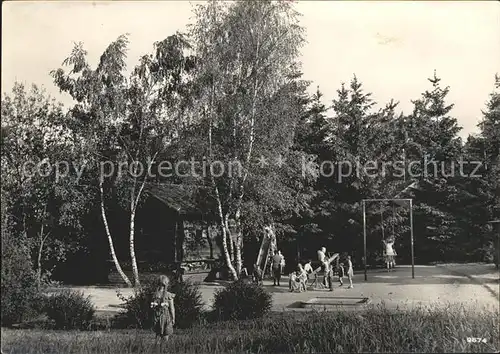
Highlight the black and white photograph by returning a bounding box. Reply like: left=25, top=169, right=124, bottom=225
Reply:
left=1, top=0, right=499, bottom=353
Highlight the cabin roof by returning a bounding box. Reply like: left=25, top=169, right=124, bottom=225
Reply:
left=144, top=183, right=213, bottom=217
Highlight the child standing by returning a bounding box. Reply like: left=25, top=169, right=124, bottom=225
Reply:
left=252, top=263, right=263, bottom=285
left=337, top=262, right=345, bottom=286
left=297, top=264, right=308, bottom=292
left=279, top=250, right=286, bottom=274
left=151, top=275, right=176, bottom=344
left=272, top=250, right=283, bottom=286
left=346, top=256, right=354, bottom=289
left=327, top=266, right=335, bottom=291
left=304, top=260, right=313, bottom=276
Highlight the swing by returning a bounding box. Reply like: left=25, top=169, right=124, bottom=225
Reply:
left=392, top=204, right=396, bottom=239
left=381, top=203, right=397, bottom=242
left=380, top=206, right=386, bottom=266
left=380, top=203, right=398, bottom=269
left=383, top=204, right=398, bottom=270
left=391, top=204, right=397, bottom=263
left=380, top=207, right=385, bottom=241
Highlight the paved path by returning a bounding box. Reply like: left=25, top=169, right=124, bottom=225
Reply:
left=271, top=265, right=499, bottom=312
left=61, top=264, right=499, bottom=314
left=436, top=263, right=499, bottom=298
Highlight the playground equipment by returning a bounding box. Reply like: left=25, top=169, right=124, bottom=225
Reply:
left=255, top=225, right=277, bottom=279
left=362, top=198, right=415, bottom=280
left=309, top=252, right=339, bottom=289
left=380, top=204, right=398, bottom=269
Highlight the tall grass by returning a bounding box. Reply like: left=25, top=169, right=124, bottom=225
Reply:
left=2, top=303, right=498, bottom=353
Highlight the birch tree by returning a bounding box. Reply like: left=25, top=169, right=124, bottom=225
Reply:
left=51, top=34, right=195, bottom=286
left=189, top=0, right=306, bottom=279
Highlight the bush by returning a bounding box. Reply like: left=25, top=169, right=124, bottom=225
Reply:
left=117, top=280, right=156, bottom=329
left=117, top=277, right=205, bottom=329
left=1, top=216, right=41, bottom=326
left=43, top=289, right=96, bottom=330
left=169, top=278, right=205, bottom=328
left=213, top=280, right=272, bottom=321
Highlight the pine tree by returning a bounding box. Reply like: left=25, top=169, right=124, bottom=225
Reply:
left=404, top=71, right=467, bottom=262
left=315, top=76, right=400, bottom=259
left=465, top=74, right=500, bottom=264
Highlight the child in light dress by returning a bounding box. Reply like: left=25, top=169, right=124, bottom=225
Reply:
left=297, top=263, right=308, bottom=292
left=383, top=238, right=397, bottom=271
left=346, top=256, right=354, bottom=289
left=289, top=271, right=299, bottom=292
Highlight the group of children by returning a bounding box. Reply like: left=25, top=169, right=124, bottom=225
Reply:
left=250, top=249, right=286, bottom=286
left=288, top=256, right=354, bottom=292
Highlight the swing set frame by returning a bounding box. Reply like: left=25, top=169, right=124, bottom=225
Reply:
left=362, top=198, right=415, bottom=281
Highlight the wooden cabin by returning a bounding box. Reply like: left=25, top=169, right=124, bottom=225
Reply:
left=136, top=183, right=220, bottom=269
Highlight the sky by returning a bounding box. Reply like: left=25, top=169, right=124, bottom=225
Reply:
left=2, top=1, right=499, bottom=138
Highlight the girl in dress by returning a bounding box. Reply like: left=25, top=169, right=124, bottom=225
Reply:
left=289, top=270, right=300, bottom=292
left=279, top=250, right=286, bottom=274
left=151, top=275, right=176, bottom=344
left=383, top=237, right=396, bottom=271
left=297, top=263, right=308, bottom=292
left=346, top=256, right=354, bottom=289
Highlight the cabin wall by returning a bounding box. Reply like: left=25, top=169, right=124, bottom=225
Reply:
left=137, top=196, right=220, bottom=266
left=181, top=221, right=220, bottom=261
left=136, top=197, right=177, bottom=264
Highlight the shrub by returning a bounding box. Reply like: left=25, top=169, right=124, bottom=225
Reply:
left=1, top=215, right=41, bottom=326
left=116, top=280, right=156, bottom=329
left=117, top=277, right=205, bottom=329
left=169, top=278, right=205, bottom=328
left=213, top=279, right=272, bottom=321
left=43, top=289, right=95, bottom=330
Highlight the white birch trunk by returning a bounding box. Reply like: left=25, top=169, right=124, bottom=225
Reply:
left=36, top=225, right=49, bottom=289
left=208, top=119, right=238, bottom=280
left=129, top=200, right=140, bottom=287
left=217, top=191, right=238, bottom=280
left=128, top=152, right=158, bottom=287
left=99, top=179, right=133, bottom=287
left=234, top=209, right=243, bottom=276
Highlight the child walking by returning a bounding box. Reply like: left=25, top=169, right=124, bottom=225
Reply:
left=151, top=275, right=176, bottom=344
left=337, top=262, right=345, bottom=286
left=327, top=265, right=335, bottom=291
left=346, top=256, right=354, bottom=289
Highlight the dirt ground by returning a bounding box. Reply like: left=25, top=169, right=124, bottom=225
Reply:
left=58, top=264, right=499, bottom=313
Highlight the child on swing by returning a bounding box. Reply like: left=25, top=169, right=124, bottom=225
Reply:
left=383, top=237, right=396, bottom=271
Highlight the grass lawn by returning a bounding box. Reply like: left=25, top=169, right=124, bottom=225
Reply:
left=2, top=303, right=499, bottom=353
